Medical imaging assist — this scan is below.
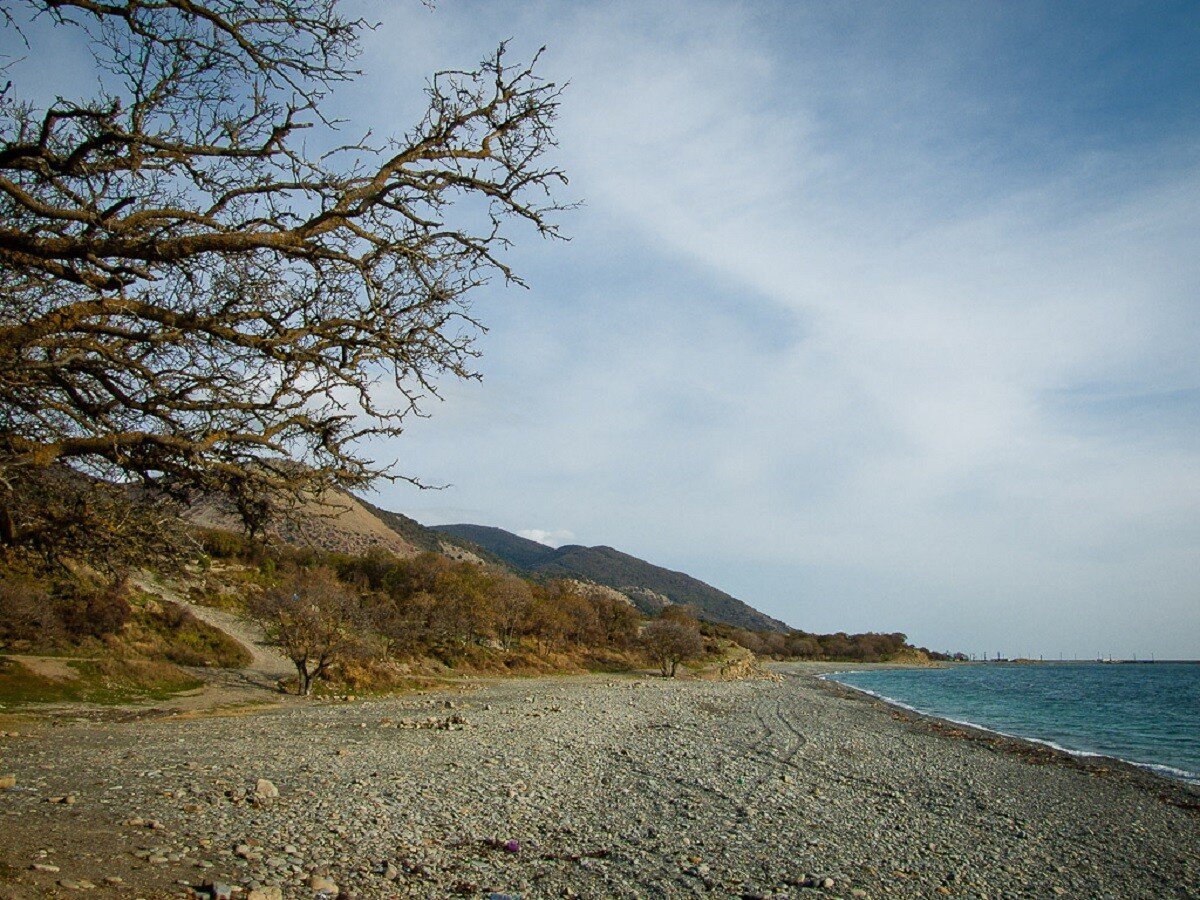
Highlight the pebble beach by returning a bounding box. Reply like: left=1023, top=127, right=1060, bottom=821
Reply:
left=1, top=666, right=1197, bottom=898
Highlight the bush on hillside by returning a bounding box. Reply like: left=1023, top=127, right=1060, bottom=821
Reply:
left=0, top=575, right=58, bottom=645
left=641, top=618, right=705, bottom=678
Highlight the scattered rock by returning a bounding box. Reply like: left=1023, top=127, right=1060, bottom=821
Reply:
left=309, top=873, right=339, bottom=896
left=0, top=671, right=1193, bottom=899
left=0, top=773, right=15, bottom=790
left=253, top=778, right=279, bottom=800
left=235, top=843, right=263, bottom=861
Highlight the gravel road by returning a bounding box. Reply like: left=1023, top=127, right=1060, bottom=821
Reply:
left=1, top=667, right=1197, bottom=898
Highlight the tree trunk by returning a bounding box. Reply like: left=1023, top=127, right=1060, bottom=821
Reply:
left=295, top=661, right=312, bottom=696
left=0, top=504, right=15, bottom=547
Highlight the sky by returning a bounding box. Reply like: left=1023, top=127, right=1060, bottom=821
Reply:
left=6, top=1, right=1198, bottom=658
left=336, top=0, right=1200, bottom=660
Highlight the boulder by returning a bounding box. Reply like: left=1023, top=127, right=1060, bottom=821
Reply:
left=253, top=778, right=279, bottom=800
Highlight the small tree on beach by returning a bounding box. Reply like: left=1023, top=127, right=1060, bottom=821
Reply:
left=641, top=618, right=704, bottom=678
left=249, top=567, right=366, bottom=695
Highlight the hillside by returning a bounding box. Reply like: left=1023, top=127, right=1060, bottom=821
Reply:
left=433, top=524, right=790, bottom=633
left=187, top=489, right=790, bottom=633
left=355, top=500, right=515, bottom=570
left=428, top=524, right=559, bottom=570
left=187, top=488, right=419, bottom=558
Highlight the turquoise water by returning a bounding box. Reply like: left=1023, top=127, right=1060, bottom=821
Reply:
left=828, top=662, right=1200, bottom=784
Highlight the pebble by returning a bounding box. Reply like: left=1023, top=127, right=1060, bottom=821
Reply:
left=309, top=873, right=339, bottom=896
left=0, top=667, right=1194, bottom=899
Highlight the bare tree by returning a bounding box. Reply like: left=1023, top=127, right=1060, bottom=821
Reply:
left=0, top=1, right=568, bottom=555
left=641, top=618, right=704, bottom=678
left=249, top=567, right=364, bottom=695
left=0, top=464, right=191, bottom=572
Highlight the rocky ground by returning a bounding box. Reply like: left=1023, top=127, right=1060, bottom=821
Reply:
left=0, top=664, right=1197, bottom=899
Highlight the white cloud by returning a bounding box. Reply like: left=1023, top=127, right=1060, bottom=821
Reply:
left=358, top=0, right=1200, bottom=658
left=517, top=529, right=576, bottom=548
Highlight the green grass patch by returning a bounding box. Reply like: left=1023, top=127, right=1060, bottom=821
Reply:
left=0, top=656, right=202, bottom=706
left=124, top=594, right=251, bottom=668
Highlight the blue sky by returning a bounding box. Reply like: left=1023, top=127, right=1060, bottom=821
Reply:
left=347, top=0, right=1200, bottom=659
left=5, top=1, right=1197, bottom=657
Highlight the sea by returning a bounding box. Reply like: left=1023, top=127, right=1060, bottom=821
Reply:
left=825, top=662, right=1200, bottom=784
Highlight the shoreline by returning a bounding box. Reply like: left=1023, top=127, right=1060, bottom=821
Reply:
left=801, top=666, right=1200, bottom=811
left=807, top=663, right=1200, bottom=794
left=810, top=667, right=1200, bottom=789
left=1, top=667, right=1198, bottom=898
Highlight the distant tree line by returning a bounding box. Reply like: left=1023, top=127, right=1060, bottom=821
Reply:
left=196, top=530, right=945, bottom=693
left=708, top=622, right=951, bottom=662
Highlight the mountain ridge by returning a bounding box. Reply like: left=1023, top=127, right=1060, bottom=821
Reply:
left=432, top=523, right=790, bottom=633
left=188, top=486, right=791, bottom=634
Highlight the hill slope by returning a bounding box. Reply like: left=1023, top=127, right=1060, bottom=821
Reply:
left=428, top=524, right=559, bottom=570
left=433, top=524, right=790, bottom=633
left=185, top=489, right=789, bottom=634
left=355, top=500, right=516, bottom=570
left=188, top=489, right=420, bottom=558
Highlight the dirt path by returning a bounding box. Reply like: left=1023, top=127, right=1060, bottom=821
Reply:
left=128, top=574, right=297, bottom=710
left=6, top=657, right=86, bottom=681
left=133, top=574, right=291, bottom=679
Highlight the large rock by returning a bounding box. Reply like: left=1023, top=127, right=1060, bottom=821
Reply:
left=253, top=778, right=279, bottom=800
left=309, top=874, right=339, bottom=896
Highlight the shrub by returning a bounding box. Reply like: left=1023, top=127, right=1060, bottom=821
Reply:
left=641, top=618, right=704, bottom=677
left=57, top=581, right=131, bottom=639
left=0, top=575, right=59, bottom=645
